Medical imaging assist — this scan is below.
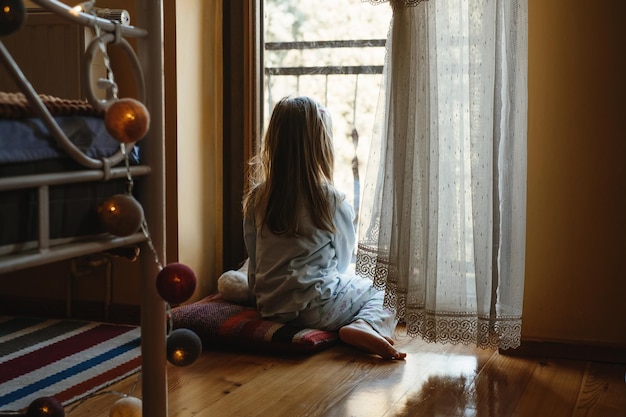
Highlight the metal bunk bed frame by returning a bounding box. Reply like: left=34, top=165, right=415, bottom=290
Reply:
left=0, top=1, right=167, bottom=415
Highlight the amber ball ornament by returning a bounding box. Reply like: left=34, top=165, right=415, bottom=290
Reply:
left=104, top=98, right=150, bottom=143
left=98, top=194, right=144, bottom=237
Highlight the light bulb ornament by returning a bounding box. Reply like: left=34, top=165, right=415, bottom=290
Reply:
left=98, top=193, right=144, bottom=237
left=104, top=98, right=150, bottom=144
left=156, top=263, right=197, bottom=305
left=0, top=0, right=26, bottom=37
left=109, top=396, right=142, bottom=417
left=166, top=328, right=202, bottom=367
left=70, top=0, right=95, bottom=15
left=26, top=396, right=65, bottom=417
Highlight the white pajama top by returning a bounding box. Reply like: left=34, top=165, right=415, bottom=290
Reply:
left=244, top=187, right=356, bottom=322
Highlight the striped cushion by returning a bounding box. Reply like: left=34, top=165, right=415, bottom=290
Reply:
left=170, top=294, right=338, bottom=354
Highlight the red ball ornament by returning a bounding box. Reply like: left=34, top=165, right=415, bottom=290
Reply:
left=26, top=396, right=65, bottom=417
left=156, top=263, right=197, bottom=304
left=98, top=194, right=144, bottom=237
left=105, top=98, right=150, bottom=143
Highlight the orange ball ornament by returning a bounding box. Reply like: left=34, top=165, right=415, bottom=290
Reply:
left=98, top=194, right=144, bottom=237
left=105, top=98, right=150, bottom=143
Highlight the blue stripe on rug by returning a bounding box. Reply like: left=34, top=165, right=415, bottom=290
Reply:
left=0, top=336, right=140, bottom=406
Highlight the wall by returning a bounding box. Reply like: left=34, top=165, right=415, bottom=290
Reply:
left=524, top=0, right=626, bottom=346
left=172, top=0, right=224, bottom=300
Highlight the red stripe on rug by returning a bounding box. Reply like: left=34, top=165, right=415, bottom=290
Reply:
left=0, top=324, right=134, bottom=384
left=53, top=355, right=142, bottom=404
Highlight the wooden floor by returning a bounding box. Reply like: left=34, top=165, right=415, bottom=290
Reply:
left=71, top=328, right=626, bottom=417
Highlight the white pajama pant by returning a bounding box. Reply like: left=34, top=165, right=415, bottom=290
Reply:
left=290, top=272, right=397, bottom=338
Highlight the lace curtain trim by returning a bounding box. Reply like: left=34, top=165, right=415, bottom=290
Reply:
left=356, top=244, right=522, bottom=350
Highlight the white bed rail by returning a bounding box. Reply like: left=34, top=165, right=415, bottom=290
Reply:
left=0, top=165, right=152, bottom=274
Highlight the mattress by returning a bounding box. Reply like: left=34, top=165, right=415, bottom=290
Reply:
left=0, top=94, right=142, bottom=252
left=0, top=116, right=139, bottom=167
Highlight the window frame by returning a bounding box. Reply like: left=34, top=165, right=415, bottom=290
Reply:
left=222, top=0, right=262, bottom=270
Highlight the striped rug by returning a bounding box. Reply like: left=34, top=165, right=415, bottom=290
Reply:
left=0, top=316, right=141, bottom=412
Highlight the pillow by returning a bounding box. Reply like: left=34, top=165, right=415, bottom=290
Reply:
left=170, top=294, right=339, bottom=354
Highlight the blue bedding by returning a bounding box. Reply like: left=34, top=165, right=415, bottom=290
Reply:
left=0, top=116, right=139, bottom=165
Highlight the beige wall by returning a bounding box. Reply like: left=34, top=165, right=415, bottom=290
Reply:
left=524, top=0, right=626, bottom=346
left=172, top=0, right=223, bottom=300
left=63, top=0, right=226, bottom=302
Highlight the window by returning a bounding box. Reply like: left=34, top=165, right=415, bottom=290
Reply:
left=222, top=1, right=391, bottom=267
left=262, top=0, right=392, bottom=214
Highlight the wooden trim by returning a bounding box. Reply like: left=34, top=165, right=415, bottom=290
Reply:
left=163, top=0, right=178, bottom=264
left=501, top=339, right=626, bottom=364
left=222, top=0, right=261, bottom=270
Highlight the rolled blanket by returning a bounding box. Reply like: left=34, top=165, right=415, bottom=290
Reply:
left=217, top=260, right=251, bottom=305
left=0, top=92, right=104, bottom=119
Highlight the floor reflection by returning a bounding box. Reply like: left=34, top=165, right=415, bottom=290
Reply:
left=390, top=351, right=509, bottom=417
left=340, top=350, right=482, bottom=417
left=393, top=374, right=471, bottom=417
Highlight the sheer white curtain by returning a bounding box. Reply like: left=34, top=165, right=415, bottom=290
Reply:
left=356, top=0, right=527, bottom=349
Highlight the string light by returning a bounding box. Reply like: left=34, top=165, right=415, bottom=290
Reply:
left=69, top=0, right=94, bottom=16
left=88, top=0, right=118, bottom=101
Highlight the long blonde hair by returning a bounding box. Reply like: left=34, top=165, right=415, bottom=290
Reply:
left=243, top=96, right=336, bottom=236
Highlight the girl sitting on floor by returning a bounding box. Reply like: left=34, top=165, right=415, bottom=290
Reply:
left=242, top=96, right=406, bottom=360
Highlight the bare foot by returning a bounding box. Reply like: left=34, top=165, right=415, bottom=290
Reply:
left=339, top=319, right=407, bottom=360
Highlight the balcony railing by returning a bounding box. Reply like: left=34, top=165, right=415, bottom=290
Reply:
left=263, top=39, right=387, bottom=227
left=264, top=39, right=385, bottom=76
